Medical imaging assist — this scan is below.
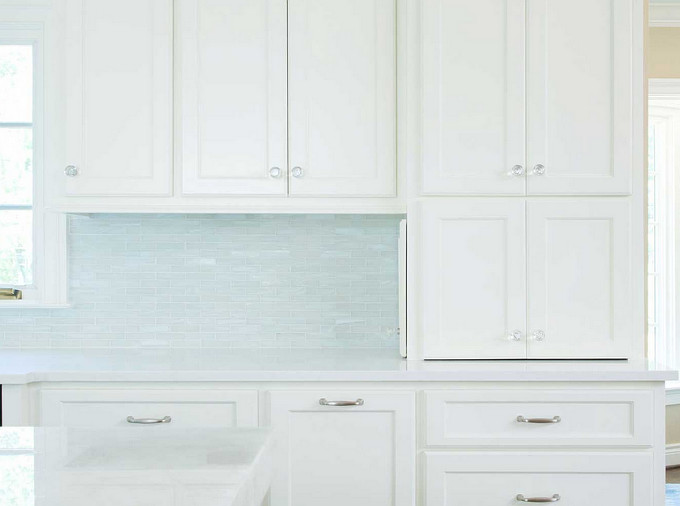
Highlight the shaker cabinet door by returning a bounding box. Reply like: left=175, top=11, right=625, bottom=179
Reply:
left=63, top=0, right=173, bottom=196
left=420, top=0, right=526, bottom=195
left=287, top=0, right=396, bottom=197
left=419, top=200, right=527, bottom=359
left=178, top=0, right=288, bottom=196
left=268, top=390, right=415, bottom=506
left=526, top=0, right=636, bottom=194
left=527, top=200, right=633, bottom=358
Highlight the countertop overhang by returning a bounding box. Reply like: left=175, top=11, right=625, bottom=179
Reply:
left=0, top=349, right=676, bottom=384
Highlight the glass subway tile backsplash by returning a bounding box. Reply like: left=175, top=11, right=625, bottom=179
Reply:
left=0, top=214, right=401, bottom=349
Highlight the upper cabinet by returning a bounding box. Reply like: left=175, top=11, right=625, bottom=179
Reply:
left=55, top=0, right=398, bottom=205
left=63, top=0, right=173, bottom=196
left=288, top=0, right=396, bottom=197
left=420, top=0, right=635, bottom=196
left=177, top=0, right=288, bottom=196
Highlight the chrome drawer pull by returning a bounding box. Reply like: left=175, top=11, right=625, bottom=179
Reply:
left=126, top=416, right=172, bottom=424
left=319, top=398, right=364, bottom=407
left=516, top=415, right=561, bottom=424
left=516, top=494, right=560, bottom=503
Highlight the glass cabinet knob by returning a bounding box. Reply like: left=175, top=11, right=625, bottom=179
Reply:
left=269, top=167, right=282, bottom=178
left=531, top=330, right=546, bottom=342
left=291, top=166, right=304, bottom=178
left=507, top=330, right=523, bottom=342
left=64, top=165, right=79, bottom=177
left=532, top=164, right=546, bottom=176
left=510, top=164, right=525, bottom=177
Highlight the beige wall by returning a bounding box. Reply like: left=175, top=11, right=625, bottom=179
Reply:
left=649, top=27, right=680, bottom=78
left=668, top=404, right=680, bottom=445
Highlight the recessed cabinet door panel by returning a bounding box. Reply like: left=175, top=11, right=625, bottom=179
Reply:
left=288, top=0, right=396, bottom=197
left=527, top=200, right=633, bottom=358
left=425, top=452, right=653, bottom=506
left=526, top=0, right=634, bottom=194
left=178, top=0, right=287, bottom=195
left=421, top=0, right=525, bottom=195
left=64, top=0, right=172, bottom=196
left=268, top=391, right=415, bottom=506
left=420, top=200, right=526, bottom=359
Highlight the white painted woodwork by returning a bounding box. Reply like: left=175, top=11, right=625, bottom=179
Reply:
left=268, top=390, right=415, bottom=506
left=39, top=389, right=258, bottom=428
left=424, top=452, right=653, bottom=506
left=527, top=200, right=633, bottom=358
left=419, top=200, right=526, bottom=359
left=424, top=389, right=654, bottom=447
left=178, top=0, right=287, bottom=195
left=63, top=0, right=172, bottom=196
left=287, top=0, right=396, bottom=197
left=526, top=0, right=634, bottom=194
left=420, top=0, right=525, bottom=195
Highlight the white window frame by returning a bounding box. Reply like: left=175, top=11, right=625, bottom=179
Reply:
left=0, top=20, right=67, bottom=308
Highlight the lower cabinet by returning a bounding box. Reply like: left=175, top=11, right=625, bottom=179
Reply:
left=267, top=390, right=416, bottom=506
left=39, top=389, right=259, bottom=428
left=424, top=452, right=654, bottom=505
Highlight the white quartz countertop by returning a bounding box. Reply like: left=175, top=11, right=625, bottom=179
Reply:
left=0, top=349, right=675, bottom=384
left=0, top=426, right=274, bottom=506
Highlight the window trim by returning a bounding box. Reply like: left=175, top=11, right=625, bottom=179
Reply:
left=0, top=24, right=67, bottom=308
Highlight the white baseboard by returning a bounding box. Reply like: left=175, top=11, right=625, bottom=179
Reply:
left=668, top=444, right=680, bottom=467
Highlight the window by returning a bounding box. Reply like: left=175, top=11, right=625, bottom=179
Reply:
left=0, top=44, right=34, bottom=287
left=0, top=26, right=66, bottom=307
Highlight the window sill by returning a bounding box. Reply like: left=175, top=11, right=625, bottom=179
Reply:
left=0, top=301, right=71, bottom=309
left=667, top=383, right=680, bottom=405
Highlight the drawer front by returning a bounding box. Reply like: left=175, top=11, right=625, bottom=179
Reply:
left=425, top=452, right=653, bottom=506
left=39, top=389, right=258, bottom=428
left=424, top=389, right=653, bottom=447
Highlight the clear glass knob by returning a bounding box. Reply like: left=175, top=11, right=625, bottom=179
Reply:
left=510, top=164, right=525, bottom=177
left=269, top=167, right=282, bottom=178
left=507, top=330, right=522, bottom=342
left=532, top=164, right=546, bottom=176
left=531, top=330, right=545, bottom=342
left=64, top=165, right=79, bottom=177
left=291, top=166, right=304, bottom=178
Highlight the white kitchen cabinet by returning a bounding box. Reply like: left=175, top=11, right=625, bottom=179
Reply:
left=419, top=0, right=637, bottom=195
left=424, top=452, right=653, bottom=506
left=39, top=389, right=258, bottom=428
left=526, top=0, right=635, bottom=195
left=268, top=390, right=415, bottom=506
left=420, top=0, right=525, bottom=195
left=62, top=0, right=173, bottom=196
left=177, top=0, right=288, bottom=196
left=527, top=200, right=633, bottom=358
left=288, top=0, right=396, bottom=197
left=418, top=200, right=527, bottom=359
left=416, top=199, right=632, bottom=359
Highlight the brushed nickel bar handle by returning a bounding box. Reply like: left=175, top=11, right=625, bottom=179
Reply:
left=126, top=416, right=172, bottom=424
left=516, top=415, right=561, bottom=424
left=319, top=398, right=364, bottom=407
left=516, top=494, right=561, bottom=502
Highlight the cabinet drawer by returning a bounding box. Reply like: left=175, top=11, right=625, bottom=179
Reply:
left=424, top=389, right=653, bottom=447
left=39, top=389, right=258, bottom=428
left=424, top=452, right=653, bottom=506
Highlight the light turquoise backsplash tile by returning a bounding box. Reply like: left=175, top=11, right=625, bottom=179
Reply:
left=0, top=214, right=402, bottom=349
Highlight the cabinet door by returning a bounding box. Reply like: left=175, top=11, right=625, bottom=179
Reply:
left=419, top=200, right=526, bottom=359
left=527, top=200, right=633, bottom=358
left=420, top=0, right=525, bottom=195
left=63, top=0, right=172, bottom=196
left=178, top=0, right=287, bottom=195
left=424, top=452, right=653, bottom=506
left=268, top=391, right=415, bottom=506
left=288, top=0, right=396, bottom=197
left=526, top=0, right=635, bottom=194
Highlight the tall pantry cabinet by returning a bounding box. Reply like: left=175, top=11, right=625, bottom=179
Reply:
left=408, top=0, right=644, bottom=359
